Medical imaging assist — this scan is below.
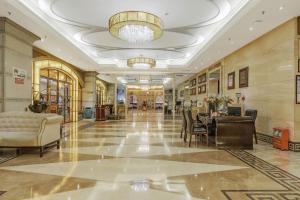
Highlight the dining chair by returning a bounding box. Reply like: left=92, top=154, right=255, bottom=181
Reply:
left=245, top=109, right=258, bottom=144
left=185, top=110, right=208, bottom=147
left=180, top=109, right=187, bottom=142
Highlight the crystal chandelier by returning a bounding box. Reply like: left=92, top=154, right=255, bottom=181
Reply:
left=109, top=11, right=163, bottom=43
left=127, top=57, right=156, bottom=69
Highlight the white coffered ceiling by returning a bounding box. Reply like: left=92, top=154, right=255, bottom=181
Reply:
left=1, top=0, right=300, bottom=87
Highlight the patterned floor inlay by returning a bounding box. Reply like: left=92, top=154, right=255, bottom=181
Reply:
left=0, top=191, right=6, bottom=196
left=224, top=150, right=300, bottom=200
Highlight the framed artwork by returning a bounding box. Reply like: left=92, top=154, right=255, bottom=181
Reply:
left=227, top=72, right=235, bottom=90
left=239, top=67, right=249, bottom=88
left=192, top=78, right=197, bottom=86
left=198, top=73, right=207, bottom=84
left=190, top=79, right=196, bottom=87
left=201, top=84, right=206, bottom=94
left=201, top=73, right=207, bottom=83
left=198, top=86, right=201, bottom=94
left=296, top=75, right=300, bottom=104
left=298, top=59, right=300, bottom=72
left=190, top=88, right=196, bottom=95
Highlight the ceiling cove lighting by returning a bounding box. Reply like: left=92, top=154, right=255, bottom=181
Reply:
left=127, top=57, right=156, bottom=69
left=109, top=11, right=163, bottom=43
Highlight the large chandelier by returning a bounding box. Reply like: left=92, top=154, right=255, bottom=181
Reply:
left=127, top=57, right=156, bottom=68
left=109, top=11, right=163, bottom=43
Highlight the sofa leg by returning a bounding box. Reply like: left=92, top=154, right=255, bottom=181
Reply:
left=16, top=148, right=22, bottom=156
left=56, top=140, right=60, bottom=149
left=40, top=147, right=44, bottom=157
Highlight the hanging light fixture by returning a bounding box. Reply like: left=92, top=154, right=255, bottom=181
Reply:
left=127, top=57, right=156, bottom=69
left=109, top=11, right=163, bottom=43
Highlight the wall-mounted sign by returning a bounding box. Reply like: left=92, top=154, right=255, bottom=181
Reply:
left=13, top=67, right=27, bottom=85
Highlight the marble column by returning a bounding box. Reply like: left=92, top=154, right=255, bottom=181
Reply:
left=82, top=71, right=97, bottom=118
left=0, top=17, right=39, bottom=112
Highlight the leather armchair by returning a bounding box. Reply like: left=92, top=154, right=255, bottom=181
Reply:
left=215, top=116, right=254, bottom=150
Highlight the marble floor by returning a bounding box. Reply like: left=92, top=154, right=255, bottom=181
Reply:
left=0, top=112, right=299, bottom=200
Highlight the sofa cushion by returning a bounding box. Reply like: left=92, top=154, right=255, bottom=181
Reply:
left=0, top=131, right=38, bottom=146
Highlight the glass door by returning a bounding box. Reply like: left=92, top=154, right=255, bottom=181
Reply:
left=39, top=69, right=73, bottom=123
left=64, top=83, right=71, bottom=123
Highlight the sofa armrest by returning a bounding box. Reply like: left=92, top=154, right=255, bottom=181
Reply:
left=38, top=115, right=63, bottom=146
left=45, top=115, right=63, bottom=124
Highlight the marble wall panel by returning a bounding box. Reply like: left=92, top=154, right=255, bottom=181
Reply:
left=223, top=19, right=296, bottom=139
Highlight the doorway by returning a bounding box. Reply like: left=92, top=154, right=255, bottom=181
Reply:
left=39, top=69, right=73, bottom=123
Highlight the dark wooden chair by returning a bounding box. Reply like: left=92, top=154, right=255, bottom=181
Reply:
left=245, top=109, right=258, bottom=144
left=185, top=110, right=208, bottom=147
left=180, top=109, right=187, bottom=142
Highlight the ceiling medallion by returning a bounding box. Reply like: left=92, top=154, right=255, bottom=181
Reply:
left=109, top=11, right=163, bottom=43
left=127, top=57, right=156, bottom=68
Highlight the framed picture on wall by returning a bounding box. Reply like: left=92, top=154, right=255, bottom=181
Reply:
left=201, top=73, right=207, bottom=83
left=201, top=84, right=206, bottom=94
left=298, top=59, right=300, bottom=72
left=193, top=78, right=197, bottom=86
left=239, top=67, right=249, bottom=88
left=198, top=73, right=207, bottom=84
left=198, top=86, right=201, bottom=94
left=227, top=72, right=235, bottom=90
left=296, top=75, right=300, bottom=104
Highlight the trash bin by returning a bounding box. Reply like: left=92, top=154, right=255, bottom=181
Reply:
left=84, top=107, right=93, bottom=119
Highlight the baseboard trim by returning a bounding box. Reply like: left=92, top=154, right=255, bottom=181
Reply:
left=257, top=132, right=300, bottom=152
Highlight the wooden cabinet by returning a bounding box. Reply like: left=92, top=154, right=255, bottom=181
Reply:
left=96, top=106, right=106, bottom=121
left=272, top=128, right=289, bottom=151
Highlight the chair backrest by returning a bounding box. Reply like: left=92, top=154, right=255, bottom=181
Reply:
left=228, top=106, right=242, bottom=116
left=182, top=109, right=187, bottom=127
left=245, top=109, right=258, bottom=121
left=185, top=110, right=193, bottom=133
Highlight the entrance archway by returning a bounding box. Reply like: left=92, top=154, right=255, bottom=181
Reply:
left=33, top=59, right=82, bottom=122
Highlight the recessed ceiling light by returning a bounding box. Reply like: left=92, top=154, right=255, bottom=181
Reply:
left=279, top=6, right=285, bottom=10
left=228, top=37, right=234, bottom=44
left=249, top=27, right=254, bottom=31
left=185, top=53, right=191, bottom=58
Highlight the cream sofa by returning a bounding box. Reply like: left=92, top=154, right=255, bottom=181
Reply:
left=0, top=111, right=63, bottom=157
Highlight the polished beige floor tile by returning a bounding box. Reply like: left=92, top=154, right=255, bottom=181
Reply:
left=0, top=112, right=299, bottom=200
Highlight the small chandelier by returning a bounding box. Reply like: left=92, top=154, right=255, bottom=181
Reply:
left=109, top=11, right=163, bottom=43
left=127, top=57, right=156, bottom=68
